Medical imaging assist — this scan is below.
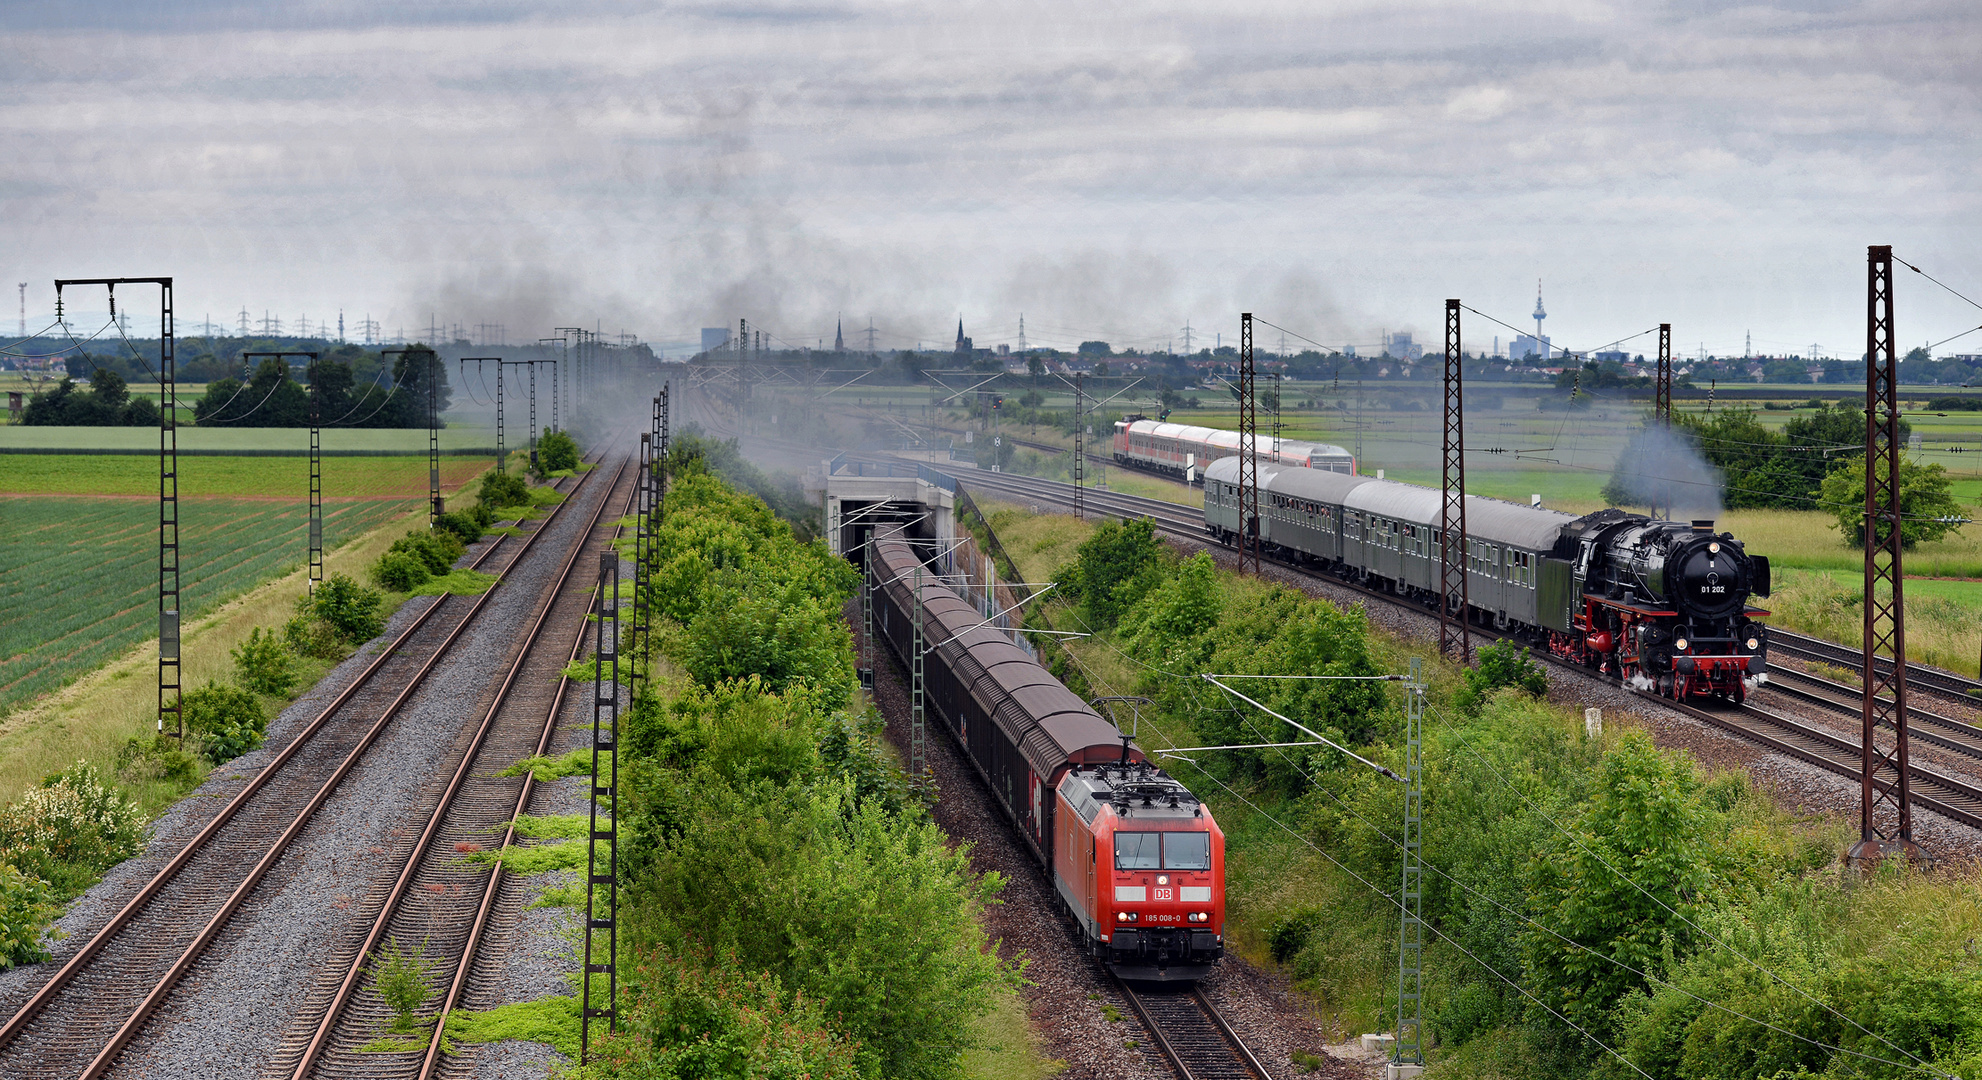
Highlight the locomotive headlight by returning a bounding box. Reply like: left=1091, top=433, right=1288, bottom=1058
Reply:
left=1675, top=638, right=1688, bottom=651
left=1746, top=637, right=1760, bottom=651
left=1157, top=875, right=1169, bottom=886
left=1709, top=542, right=1721, bottom=554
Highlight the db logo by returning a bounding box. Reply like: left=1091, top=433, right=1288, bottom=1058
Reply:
left=1154, top=888, right=1173, bottom=901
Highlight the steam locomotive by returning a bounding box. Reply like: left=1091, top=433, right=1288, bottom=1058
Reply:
left=868, top=536, right=1227, bottom=980
left=1201, top=458, right=1772, bottom=703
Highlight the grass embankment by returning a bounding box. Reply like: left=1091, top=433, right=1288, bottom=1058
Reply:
left=982, top=496, right=1982, bottom=1080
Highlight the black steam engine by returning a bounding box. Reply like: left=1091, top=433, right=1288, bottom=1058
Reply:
left=1553, top=511, right=1771, bottom=702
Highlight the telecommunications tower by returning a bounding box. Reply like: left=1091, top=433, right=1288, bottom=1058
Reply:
left=1532, top=279, right=1547, bottom=361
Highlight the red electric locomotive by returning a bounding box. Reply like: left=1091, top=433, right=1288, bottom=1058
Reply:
left=868, top=537, right=1227, bottom=979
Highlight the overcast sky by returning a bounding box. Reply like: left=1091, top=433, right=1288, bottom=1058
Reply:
left=5, top=0, right=1980, bottom=358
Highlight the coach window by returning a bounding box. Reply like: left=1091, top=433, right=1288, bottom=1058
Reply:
left=1164, top=831, right=1211, bottom=870
left=1115, top=832, right=1162, bottom=870
left=1510, top=550, right=1534, bottom=587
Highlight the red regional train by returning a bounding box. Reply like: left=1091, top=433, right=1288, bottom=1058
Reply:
left=869, top=536, right=1227, bottom=980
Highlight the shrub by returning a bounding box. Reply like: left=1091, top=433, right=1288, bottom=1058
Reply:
left=626, top=781, right=1013, bottom=1080
left=1453, top=641, right=1550, bottom=716
left=311, top=574, right=386, bottom=643
left=231, top=626, right=297, bottom=697
left=391, top=529, right=464, bottom=574
left=538, top=428, right=580, bottom=472
left=479, top=469, right=529, bottom=512
left=584, top=951, right=861, bottom=1080
left=0, top=862, right=52, bottom=970
left=436, top=509, right=485, bottom=545
left=0, top=762, right=146, bottom=898
left=1267, top=907, right=1326, bottom=964
left=372, top=550, right=431, bottom=591
left=1054, top=517, right=1162, bottom=631
left=284, top=606, right=344, bottom=659
left=116, top=735, right=202, bottom=787
left=183, top=679, right=269, bottom=763
left=370, top=938, right=437, bottom=1032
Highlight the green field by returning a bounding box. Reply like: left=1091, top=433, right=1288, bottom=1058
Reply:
left=0, top=496, right=414, bottom=715
left=0, top=454, right=491, bottom=497
left=0, top=423, right=496, bottom=451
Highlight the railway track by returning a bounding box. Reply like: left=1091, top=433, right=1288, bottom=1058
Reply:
left=953, top=466, right=1982, bottom=835
left=1769, top=628, right=1982, bottom=708
left=1114, top=976, right=1272, bottom=1080
left=274, top=448, right=640, bottom=1079
left=0, top=446, right=625, bottom=1080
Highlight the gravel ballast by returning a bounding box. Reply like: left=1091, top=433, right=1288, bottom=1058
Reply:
left=0, top=463, right=621, bottom=1080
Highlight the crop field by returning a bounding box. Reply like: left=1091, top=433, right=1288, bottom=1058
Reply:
left=0, top=423, right=496, bottom=452
left=0, top=496, right=412, bottom=715
left=0, top=454, right=491, bottom=497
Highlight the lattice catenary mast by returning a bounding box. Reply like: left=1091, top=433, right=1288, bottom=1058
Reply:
left=61, top=278, right=178, bottom=736
left=1438, top=300, right=1469, bottom=661
left=582, top=551, right=622, bottom=1060
left=1238, top=314, right=1260, bottom=574
left=1850, top=244, right=1918, bottom=868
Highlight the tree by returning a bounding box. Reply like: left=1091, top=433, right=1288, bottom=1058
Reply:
left=1817, top=454, right=1968, bottom=548
left=1026, top=354, right=1045, bottom=378
left=1525, top=734, right=1712, bottom=1029
left=1078, top=340, right=1112, bottom=356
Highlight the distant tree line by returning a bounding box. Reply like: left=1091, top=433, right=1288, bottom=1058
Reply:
left=1606, top=402, right=1967, bottom=547
left=193, top=346, right=448, bottom=428
left=18, top=369, right=160, bottom=426
left=22, top=345, right=449, bottom=428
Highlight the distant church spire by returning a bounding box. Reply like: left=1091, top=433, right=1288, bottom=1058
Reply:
left=955, top=316, right=970, bottom=356
left=835, top=317, right=844, bottom=352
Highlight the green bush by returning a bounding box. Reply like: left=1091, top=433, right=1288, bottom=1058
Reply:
left=436, top=509, right=485, bottom=545
left=311, top=573, right=386, bottom=643
left=231, top=626, right=297, bottom=697
left=538, top=428, right=580, bottom=473
left=582, top=951, right=861, bottom=1080
left=626, top=781, right=1013, bottom=1080
left=369, top=938, right=436, bottom=1033
left=0, top=861, right=51, bottom=970
left=1267, top=907, right=1326, bottom=964
left=115, top=735, right=202, bottom=788
left=1054, top=516, right=1162, bottom=631
left=372, top=549, right=431, bottom=591
left=183, top=679, right=269, bottom=763
left=480, top=469, right=529, bottom=512
left=1453, top=641, right=1549, bottom=716
left=390, top=529, right=464, bottom=574
left=283, top=606, right=345, bottom=659
left=0, top=761, right=146, bottom=899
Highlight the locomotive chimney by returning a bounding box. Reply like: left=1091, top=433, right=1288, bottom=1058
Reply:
left=1690, top=519, right=1715, bottom=533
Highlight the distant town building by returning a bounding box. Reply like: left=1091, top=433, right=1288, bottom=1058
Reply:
left=1387, top=331, right=1424, bottom=361
left=1510, top=333, right=1551, bottom=360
